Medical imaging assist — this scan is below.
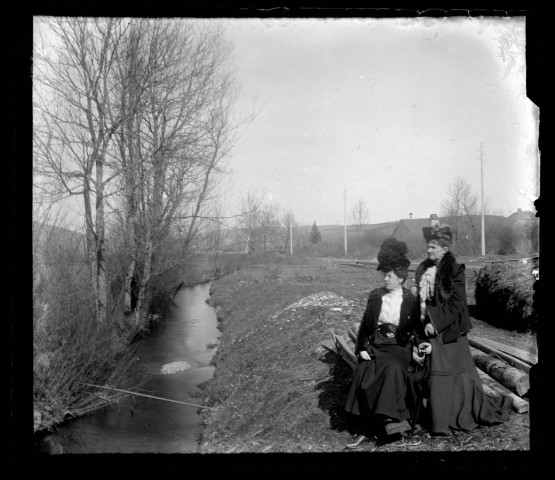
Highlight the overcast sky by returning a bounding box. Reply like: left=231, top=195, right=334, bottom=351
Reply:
left=218, top=16, right=538, bottom=226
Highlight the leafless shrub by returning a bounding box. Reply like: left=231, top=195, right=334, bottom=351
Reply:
left=33, top=216, right=139, bottom=432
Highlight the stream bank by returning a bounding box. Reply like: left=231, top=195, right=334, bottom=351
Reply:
left=196, top=259, right=532, bottom=456
left=34, top=282, right=220, bottom=454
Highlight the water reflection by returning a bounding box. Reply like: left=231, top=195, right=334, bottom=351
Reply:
left=35, top=282, right=219, bottom=454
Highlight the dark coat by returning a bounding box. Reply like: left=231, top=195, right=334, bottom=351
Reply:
left=355, top=286, right=421, bottom=355
left=414, top=251, right=472, bottom=344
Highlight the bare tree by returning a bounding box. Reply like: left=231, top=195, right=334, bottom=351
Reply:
left=34, top=17, right=133, bottom=323
left=108, top=20, right=152, bottom=316
left=351, top=199, right=369, bottom=237
left=34, top=18, right=239, bottom=328
left=200, top=201, right=230, bottom=253
left=441, top=177, right=480, bottom=253
left=237, top=192, right=263, bottom=252
left=114, top=20, right=238, bottom=325
left=258, top=204, right=281, bottom=253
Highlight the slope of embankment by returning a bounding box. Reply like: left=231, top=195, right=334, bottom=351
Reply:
left=194, top=258, right=532, bottom=458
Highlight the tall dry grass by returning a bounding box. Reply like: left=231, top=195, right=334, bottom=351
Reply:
left=33, top=220, right=140, bottom=432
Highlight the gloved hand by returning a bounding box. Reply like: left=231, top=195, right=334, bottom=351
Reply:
left=418, top=342, right=432, bottom=355
left=359, top=350, right=371, bottom=361
left=412, top=345, right=425, bottom=365
left=424, top=322, right=437, bottom=338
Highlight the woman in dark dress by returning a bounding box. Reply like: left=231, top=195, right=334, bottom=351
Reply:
left=344, top=238, right=430, bottom=448
left=414, top=225, right=512, bottom=435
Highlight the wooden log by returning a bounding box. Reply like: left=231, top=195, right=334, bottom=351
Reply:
left=470, top=347, right=530, bottom=397
left=348, top=328, right=357, bottom=344
left=483, top=255, right=538, bottom=264
left=331, top=330, right=358, bottom=371
left=480, top=379, right=505, bottom=400
left=475, top=368, right=529, bottom=414
left=468, top=335, right=536, bottom=373
left=345, top=335, right=356, bottom=353
left=321, top=338, right=338, bottom=354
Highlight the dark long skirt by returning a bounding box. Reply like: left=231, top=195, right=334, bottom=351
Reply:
left=345, top=333, right=412, bottom=426
left=425, top=333, right=512, bottom=434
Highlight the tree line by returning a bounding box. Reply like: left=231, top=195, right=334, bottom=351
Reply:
left=32, top=17, right=247, bottom=432
left=202, top=176, right=537, bottom=258
left=33, top=18, right=239, bottom=328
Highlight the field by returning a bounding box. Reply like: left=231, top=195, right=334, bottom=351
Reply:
left=193, top=256, right=541, bottom=468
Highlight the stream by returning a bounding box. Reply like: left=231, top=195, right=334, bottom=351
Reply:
left=34, top=282, right=220, bottom=454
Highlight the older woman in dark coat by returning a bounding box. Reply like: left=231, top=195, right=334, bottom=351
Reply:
left=414, top=225, right=512, bottom=435
left=344, top=238, right=429, bottom=447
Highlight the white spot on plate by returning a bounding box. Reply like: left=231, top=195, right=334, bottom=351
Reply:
left=160, top=361, right=192, bottom=375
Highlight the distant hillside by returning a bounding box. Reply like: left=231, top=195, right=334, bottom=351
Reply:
left=316, top=222, right=398, bottom=243
left=33, top=222, right=87, bottom=261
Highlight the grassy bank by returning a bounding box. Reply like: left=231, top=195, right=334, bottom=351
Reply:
left=194, top=258, right=531, bottom=455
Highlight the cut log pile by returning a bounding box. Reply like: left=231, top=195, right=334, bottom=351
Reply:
left=328, top=324, right=533, bottom=414
left=467, top=336, right=536, bottom=373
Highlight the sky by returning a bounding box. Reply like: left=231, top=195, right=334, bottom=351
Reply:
left=217, top=16, right=538, bottom=226
left=33, top=15, right=539, bottom=231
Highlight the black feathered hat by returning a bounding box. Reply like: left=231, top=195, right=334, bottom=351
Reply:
left=423, top=225, right=453, bottom=246
left=377, top=237, right=410, bottom=272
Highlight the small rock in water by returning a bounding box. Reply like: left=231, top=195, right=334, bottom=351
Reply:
left=160, top=361, right=192, bottom=375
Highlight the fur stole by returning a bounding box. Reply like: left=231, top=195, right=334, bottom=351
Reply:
left=415, top=251, right=457, bottom=301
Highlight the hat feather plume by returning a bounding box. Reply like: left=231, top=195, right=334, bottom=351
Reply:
left=377, top=237, right=410, bottom=270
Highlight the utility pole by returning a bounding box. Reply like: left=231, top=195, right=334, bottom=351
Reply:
left=480, top=142, right=485, bottom=256
left=343, top=189, right=348, bottom=256
left=289, top=221, right=293, bottom=255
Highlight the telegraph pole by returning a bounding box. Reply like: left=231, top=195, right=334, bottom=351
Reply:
left=343, top=189, right=348, bottom=256
left=289, top=221, right=293, bottom=255
left=480, top=142, right=485, bottom=256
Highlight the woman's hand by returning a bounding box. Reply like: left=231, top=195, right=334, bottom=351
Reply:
left=418, top=342, right=432, bottom=355
left=424, top=323, right=437, bottom=338
left=359, top=351, right=371, bottom=361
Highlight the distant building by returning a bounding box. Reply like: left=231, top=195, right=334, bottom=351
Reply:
left=391, top=213, right=509, bottom=257
left=507, top=208, right=535, bottom=228
left=391, top=217, right=435, bottom=257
